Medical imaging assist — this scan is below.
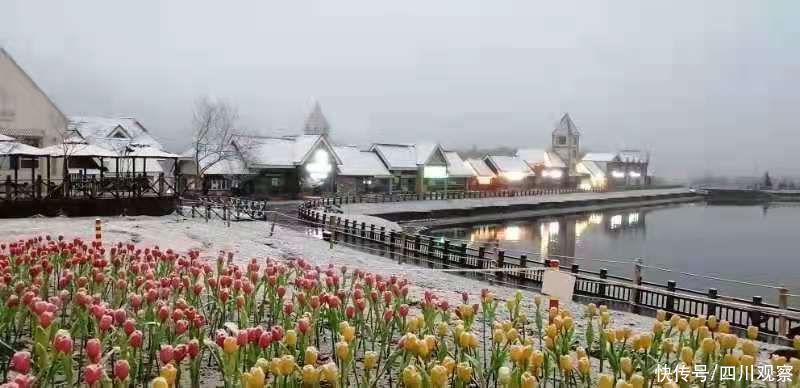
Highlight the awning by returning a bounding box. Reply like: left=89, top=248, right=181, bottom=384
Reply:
left=0, top=142, right=50, bottom=156
left=41, top=143, right=119, bottom=158
left=127, top=146, right=179, bottom=158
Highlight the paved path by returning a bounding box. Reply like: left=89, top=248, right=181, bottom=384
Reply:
left=341, top=188, right=693, bottom=215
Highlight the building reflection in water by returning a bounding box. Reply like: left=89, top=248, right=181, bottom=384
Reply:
left=432, top=209, right=647, bottom=267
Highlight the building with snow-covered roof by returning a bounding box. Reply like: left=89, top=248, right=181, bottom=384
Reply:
left=516, top=148, right=568, bottom=186
left=370, top=142, right=450, bottom=193
left=333, top=145, right=391, bottom=193
left=482, top=155, right=534, bottom=188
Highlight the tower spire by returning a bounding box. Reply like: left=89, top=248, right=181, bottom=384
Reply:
left=303, top=100, right=330, bottom=136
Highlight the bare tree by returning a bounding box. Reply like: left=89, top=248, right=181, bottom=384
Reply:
left=190, top=97, right=246, bottom=189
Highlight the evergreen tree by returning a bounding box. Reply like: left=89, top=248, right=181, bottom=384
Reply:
left=763, top=171, right=772, bottom=188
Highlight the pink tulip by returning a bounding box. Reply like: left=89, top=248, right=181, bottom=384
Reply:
left=11, top=351, right=31, bottom=374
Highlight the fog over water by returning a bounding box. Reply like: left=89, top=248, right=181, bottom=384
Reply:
left=2, top=1, right=798, bottom=179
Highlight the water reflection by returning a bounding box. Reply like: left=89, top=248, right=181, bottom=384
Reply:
left=431, top=209, right=646, bottom=266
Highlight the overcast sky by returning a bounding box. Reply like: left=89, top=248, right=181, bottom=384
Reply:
left=1, top=1, right=798, bottom=179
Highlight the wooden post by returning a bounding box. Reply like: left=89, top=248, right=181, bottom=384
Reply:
left=328, top=216, right=336, bottom=249
left=414, top=235, right=421, bottom=258
left=4, top=175, right=10, bottom=200
left=459, top=243, right=467, bottom=267
left=478, top=246, right=486, bottom=269
left=13, top=158, right=18, bottom=199
left=778, top=287, right=789, bottom=337
left=46, top=156, right=51, bottom=198
left=99, top=156, right=104, bottom=197
left=631, top=258, right=643, bottom=307
left=707, top=288, right=718, bottom=318
left=750, top=296, right=763, bottom=330
left=379, top=226, right=386, bottom=242
left=443, top=240, right=450, bottom=263
left=666, top=280, right=676, bottom=313
left=270, top=212, right=277, bottom=236
left=598, top=269, right=608, bottom=298
left=496, top=250, right=505, bottom=282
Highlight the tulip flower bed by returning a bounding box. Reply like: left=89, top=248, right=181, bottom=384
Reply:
left=0, top=233, right=799, bottom=388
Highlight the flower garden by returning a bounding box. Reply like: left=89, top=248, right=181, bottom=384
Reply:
left=1, top=227, right=799, bottom=388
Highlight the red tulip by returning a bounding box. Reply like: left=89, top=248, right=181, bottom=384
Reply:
left=157, top=306, right=169, bottom=322
left=38, top=311, right=54, bottom=328
left=86, top=338, right=102, bottom=363
left=99, top=314, right=113, bottom=331
left=236, top=330, right=248, bottom=346
left=283, top=303, right=294, bottom=316
left=258, top=332, right=272, bottom=348
left=129, top=330, right=143, bottom=348
left=113, top=309, right=126, bottom=325
left=174, top=344, right=187, bottom=363
left=113, top=360, right=130, bottom=381
left=175, top=319, right=189, bottom=335
left=123, top=319, right=136, bottom=336
left=84, top=364, right=102, bottom=386
left=54, top=334, right=73, bottom=354
left=11, top=351, right=31, bottom=374
left=188, top=339, right=200, bottom=359
left=159, top=345, right=174, bottom=365
left=398, top=304, right=410, bottom=318
left=13, top=374, right=36, bottom=388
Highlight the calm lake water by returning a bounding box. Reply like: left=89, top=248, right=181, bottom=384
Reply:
left=427, top=202, right=800, bottom=304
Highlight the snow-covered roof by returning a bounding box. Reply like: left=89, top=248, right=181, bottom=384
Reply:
left=41, top=142, right=119, bottom=157
left=483, top=155, right=533, bottom=175
left=68, top=116, right=162, bottom=149
left=334, top=146, right=391, bottom=177
left=552, top=113, right=579, bottom=136
left=516, top=149, right=567, bottom=169
left=576, top=160, right=605, bottom=178
left=582, top=152, right=619, bottom=162
left=466, top=158, right=495, bottom=178
left=236, top=134, right=340, bottom=169
left=127, top=146, right=179, bottom=159
left=0, top=134, right=15, bottom=142
left=618, top=150, right=647, bottom=163
left=203, top=157, right=252, bottom=176
left=0, top=142, right=49, bottom=156
left=443, top=151, right=474, bottom=178
left=369, top=143, right=445, bottom=170
left=303, top=102, right=330, bottom=136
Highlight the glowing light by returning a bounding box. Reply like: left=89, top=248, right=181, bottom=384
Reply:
left=575, top=220, right=588, bottom=238
left=611, top=171, right=626, bottom=179
left=543, top=169, right=563, bottom=179
left=503, top=226, right=521, bottom=241
left=548, top=221, right=560, bottom=234
left=476, top=176, right=492, bottom=185
left=306, top=149, right=332, bottom=182
left=610, top=215, right=622, bottom=229
left=588, top=213, right=603, bottom=225
left=627, top=212, right=639, bottom=224
left=502, top=171, right=526, bottom=182
left=579, top=182, right=592, bottom=191
left=629, top=171, right=641, bottom=178
left=424, top=166, right=448, bottom=179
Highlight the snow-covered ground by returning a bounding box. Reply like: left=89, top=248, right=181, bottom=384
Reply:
left=342, top=188, right=692, bottom=215
left=0, top=214, right=787, bottom=359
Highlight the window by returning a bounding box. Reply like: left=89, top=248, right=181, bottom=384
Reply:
left=271, top=177, right=282, bottom=187
left=556, top=136, right=567, bottom=145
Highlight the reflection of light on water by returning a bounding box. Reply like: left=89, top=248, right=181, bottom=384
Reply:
left=610, top=215, right=622, bottom=229
left=504, top=225, right=521, bottom=241
left=575, top=220, right=588, bottom=238
left=548, top=221, right=559, bottom=234
left=588, top=213, right=603, bottom=225
left=627, top=212, right=640, bottom=225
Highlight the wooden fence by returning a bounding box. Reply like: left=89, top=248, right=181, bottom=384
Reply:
left=298, top=206, right=800, bottom=341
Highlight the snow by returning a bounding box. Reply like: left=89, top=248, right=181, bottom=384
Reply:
left=443, top=151, right=474, bottom=177
left=516, top=149, right=567, bottom=169
left=577, top=160, right=605, bottom=177
left=370, top=144, right=418, bottom=170
left=618, top=150, right=647, bottom=163
left=238, top=135, right=332, bottom=168
left=40, top=143, right=119, bottom=157
left=466, top=158, right=495, bottom=177
left=334, top=146, right=391, bottom=177
left=0, top=134, right=15, bottom=142
left=484, top=155, right=532, bottom=175
left=68, top=116, right=162, bottom=149
left=582, top=152, right=618, bottom=162
left=341, top=188, right=692, bottom=215
left=0, top=141, right=49, bottom=156
left=415, top=142, right=439, bottom=165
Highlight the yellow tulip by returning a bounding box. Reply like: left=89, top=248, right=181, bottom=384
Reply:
left=697, top=326, right=710, bottom=340
left=506, top=328, right=520, bottom=343
left=456, top=362, right=473, bottom=382
left=707, top=315, right=718, bottom=330
left=652, top=321, right=663, bottom=335
left=521, top=372, right=538, bottom=388
left=616, top=381, right=633, bottom=388
left=794, top=335, right=800, bottom=350
left=720, top=333, right=738, bottom=350
left=544, top=336, right=554, bottom=350
left=278, top=355, right=295, bottom=376
left=546, top=324, right=558, bottom=339
left=548, top=307, right=558, bottom=320
left=255, top=358, right=270, bottom=375
left=321, top=362, right=338, bottom=382
left=600, top=312, right=611, bottom=326
left=701, top=337, right=716, bottom=354
left=402, top=365, right=422, bottom=388
left=403, top=333, right=419, bottom=352
left=576, top=346, right=587, bottom=359
left=335, top=341, right=350, bottom=361
left=341, top=325, right=356, bottom=343
left=430, top=365, right=449, bottom=388
left=559, top=355, right=573, bottom=372
left=669, top=313, right=680, bottom=326
left=598, top=374, right=614, bottom=388
left=789, top=358, right=800, bottom=376
left=152, top=377, right=169, bottom=388
left=510, top=344, right=526, bottom=363
left=223, top=336, right=239, bottom=354
left=721, top=354, right=739, bottom=367
left=284, top=329, right=298, bottom=347
left=771, top=355, right=787, bottom=368
left=676, top=318, right=688, bottom=332
left=578, top=357, right=590, bottom=375
left=530, top=350, right=545, bottom=368
left=245, top=366, right=266, bottom=388
left=740, top=355, right=755, bottom=367
left=620, top=357, right=633, bottom=377
left=497, top=366, right=511, bottom=386
left=630, top=374, right=644, bottom=388
left=638, top=333, right=652, bottom=350
left=599, top=305, right=608, bottom=314
left=415, top=340, right=430, bottom=358
left=689, top=317, right=700, bottom=331
left=160, top=364, right=177, bottom=386
left=655, top=309, right=666, bottom=322
left=534, top=295, right=542, bottom=306
left=742, top=339, right=758, bottom=356
left=437, top=322, right=449, bottom=336
left=586, top=303, right=597, bottom=317
left=269, top=358, right=281, bottom=376
left=364, top=351, right=378, bottom=369
left=563, top=316, right=574, bottom=331
left=304, top=346, right=318, bottom=366
left=301, top=365, right=320, bottom=384
left=553, top=316, right=563, bottom=330
left=442, top=356, right=456, bottom=374
left=661, top=338, right=674, bottom=354
left=493, top=329, right=506, bottom=344
left=747, top=325, right=758, bottom=340
left=718, top=320, right=730, bottom=333
left=680, top=347, right=694, bottom=365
